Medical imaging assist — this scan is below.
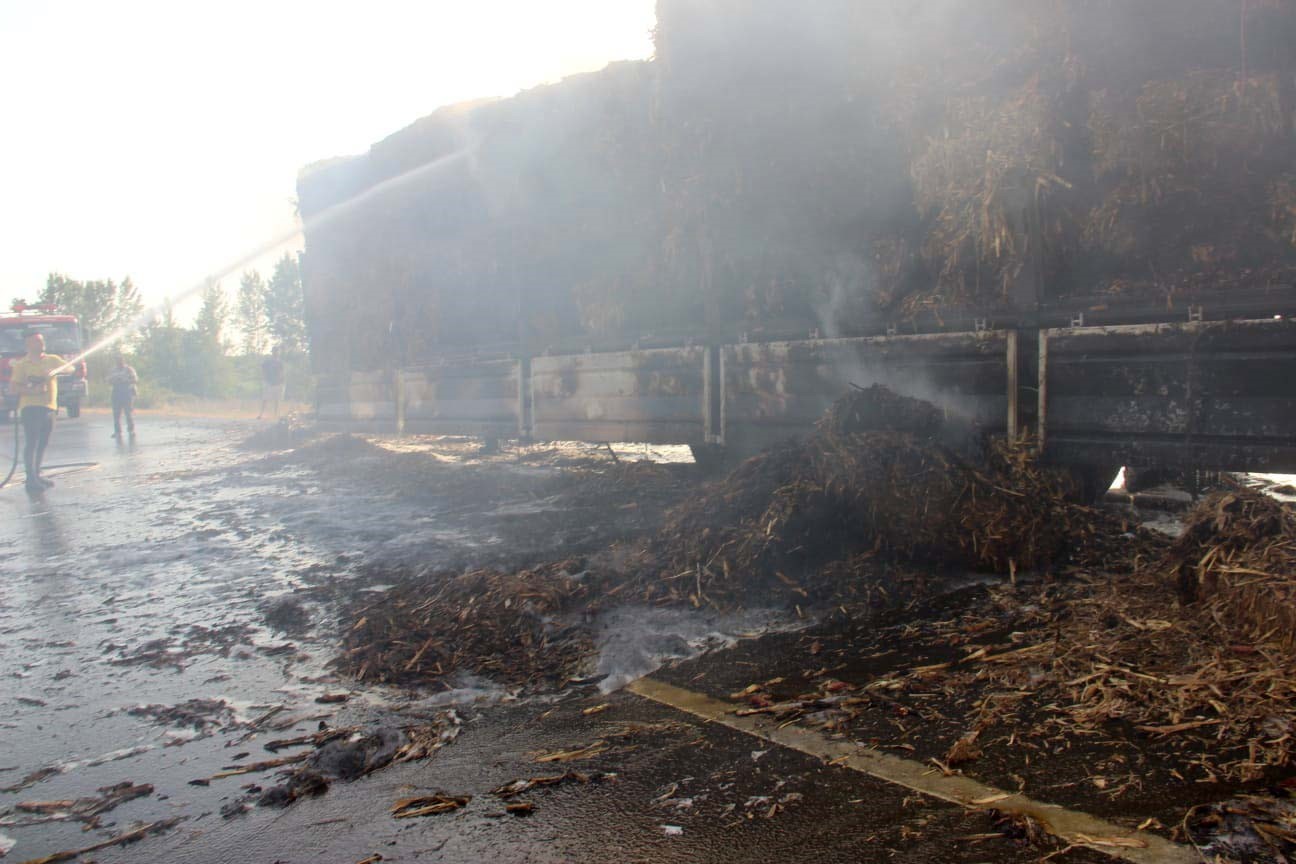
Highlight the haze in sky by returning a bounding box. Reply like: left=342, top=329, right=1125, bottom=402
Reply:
left=0, top=0, right=656, bottom=314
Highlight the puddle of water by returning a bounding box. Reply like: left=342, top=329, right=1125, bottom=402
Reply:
left=1142, top=511, right=1186, bottom=538
left=488, top=495, right=567, bottom=516
left=372, top=675, right=512, bottom=712
left=592, top=605, right=808, bottom=693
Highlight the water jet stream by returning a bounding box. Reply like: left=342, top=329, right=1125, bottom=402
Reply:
left=49, top=148, right=472, bottom=376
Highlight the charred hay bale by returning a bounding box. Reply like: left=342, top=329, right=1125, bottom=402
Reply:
left=1090, top=72, right=1288, bottom=185
left=1081, top=72, right=1296, bottom=292
left=1167, top=490, right=1296, bottom=651
left=906, top=80, right=1077, bottom=309
left=1079, top=174, right=1296, bottom=299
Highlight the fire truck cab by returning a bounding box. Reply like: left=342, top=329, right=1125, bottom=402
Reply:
left=0, top=304, right=88, bottom=420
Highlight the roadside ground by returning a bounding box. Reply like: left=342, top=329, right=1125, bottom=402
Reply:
left=0, top=413, right=1263, bottom=863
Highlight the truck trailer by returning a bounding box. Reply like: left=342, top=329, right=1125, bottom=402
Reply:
left=296, top=0, right=1296, bottom=481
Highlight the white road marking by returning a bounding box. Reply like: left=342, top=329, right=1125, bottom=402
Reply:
left=628, top=678, right=1198, bottom=864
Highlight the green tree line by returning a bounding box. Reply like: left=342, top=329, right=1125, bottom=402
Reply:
left=11, top=252, right=309, bottom=406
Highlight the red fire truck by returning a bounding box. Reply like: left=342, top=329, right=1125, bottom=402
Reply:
left=0, top=304, right=88, bottom=420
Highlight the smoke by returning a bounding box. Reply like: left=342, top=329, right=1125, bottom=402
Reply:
left=813, top=252, right=876, bottom=340
left=591, top=604, right=805, bottom=694
left=297, top=0, right=1296, bottom=371
left=833, top=358, right=991, bottom=428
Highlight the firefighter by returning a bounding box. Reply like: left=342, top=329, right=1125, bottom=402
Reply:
left=107, top=354, right=139, bottom=440
left=257, top=346, right=286, bottom=421
left=10, top=332, right=64, bottom=491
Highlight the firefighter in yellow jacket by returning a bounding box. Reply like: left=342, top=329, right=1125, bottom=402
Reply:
left=10, top=332, right=65, bottom=491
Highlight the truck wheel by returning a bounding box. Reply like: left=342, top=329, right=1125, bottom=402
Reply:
left=66, top=400, right=81, bottom=419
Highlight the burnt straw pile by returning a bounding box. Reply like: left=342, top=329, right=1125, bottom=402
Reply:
left=637, top=385, right=1128, bottom=607
left=336, top=387, right=1138, bottom=691
left=1169, top=489, right=1296, bottom=652
left=336, top=562, right=598, bottom=690
left=774, top=486, right=1296, bottom=790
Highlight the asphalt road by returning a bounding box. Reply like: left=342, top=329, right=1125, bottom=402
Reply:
left=0, top=411, right=352, bottom=862
left=0, top=413, right=1126, bottom=863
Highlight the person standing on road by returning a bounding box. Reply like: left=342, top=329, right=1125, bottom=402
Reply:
left=257, top=346, right=286, bottom=421
left=107, top=354, right=139, bottom=440
left=10, top=332, right=64, bottom=491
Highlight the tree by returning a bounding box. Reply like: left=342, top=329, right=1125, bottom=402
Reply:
left=133, top=297, right=235, bottom=399
left=235, top=270, right=268, bottom=356
left=37, top=274, right=145, bottom=354
left=186, top=282, right=233, bottom=396
left=265, top=253, right=305, bottom=352
left=194, top=281, right=229, bottom=349
left=113, top=277, right=144, bottom=338
left=134, top=301, right=185, bottom=393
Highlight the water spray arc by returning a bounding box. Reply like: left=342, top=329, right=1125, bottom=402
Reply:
left=49, top=148, right=473, bottom=378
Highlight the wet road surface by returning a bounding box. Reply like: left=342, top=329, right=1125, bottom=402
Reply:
left=0, top=414, right=1146, bottom=862
left=0, top=414, right=351, bottom=861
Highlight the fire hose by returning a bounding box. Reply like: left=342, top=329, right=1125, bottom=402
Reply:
left=0, top=410, right=17, bottom=489
left=0, top=407, right=100, bottom=492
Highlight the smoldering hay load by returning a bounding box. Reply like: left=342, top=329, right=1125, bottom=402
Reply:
left=673, top=0, right=1296, bottom=321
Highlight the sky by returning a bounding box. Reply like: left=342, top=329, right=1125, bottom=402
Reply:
left=0, top=0, right=657, bottom=317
